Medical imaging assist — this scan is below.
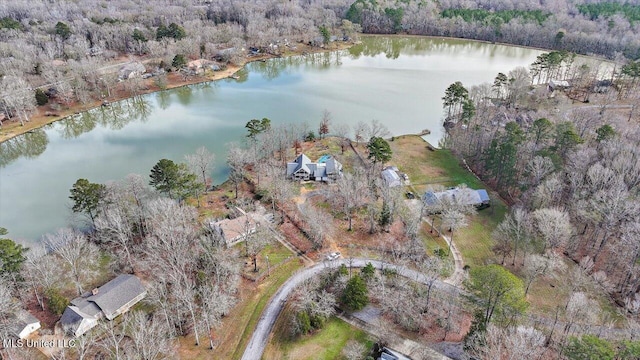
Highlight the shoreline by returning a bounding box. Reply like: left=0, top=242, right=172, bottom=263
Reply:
left=0, top=33, right=615, bottom=144
left=0, top=41, right=353, bottom=144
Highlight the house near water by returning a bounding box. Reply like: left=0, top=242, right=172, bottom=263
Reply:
left=60, top=274, right=146, bottom=337
left=286, top=154, right=343, bottom=182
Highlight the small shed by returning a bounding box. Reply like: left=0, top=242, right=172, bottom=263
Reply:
left=11, top=310, right=41, bottom=339
left=381, top=168, right=402, bottom=187
left=548, top=79, right=570, bottom=92
left=119, top=62, right=146, bottom=80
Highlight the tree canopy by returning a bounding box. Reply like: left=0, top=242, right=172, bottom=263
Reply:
left=341, top=274, right=369, bottom=311
left=367, top=136, right=392, bottom=164
left=564, top=335, right=616, bottom=360
left=245, top=118, right=271, bottom=141
left=54, top=21, right=71, bottom=40
left=0, top=228, right=28, bottom=275
left=467, top=264, right=528, bottom=327
left=69, top=178, right=107, bottom=225
left=442, top=81, right=469, bottom=120
left=149, top=159, right=200, bottom=200
left=156, top=23, right=186, bottom=40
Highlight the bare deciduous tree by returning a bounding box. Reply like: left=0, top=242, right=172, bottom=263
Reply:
left=43, top=228, right=100, bottom=296
left=185, top=146, right=215, bottom=188
left=468, top=324, right=546, bottom=360
left=532, top=207, right=573, bottom=252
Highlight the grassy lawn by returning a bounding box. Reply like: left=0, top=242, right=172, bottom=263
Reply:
left=453, top=202, right=507, bottom=268
left=262, top=242, right=295, bottom=268
left=264, top=317, right=373, bottom=360
left=390, top=135, right=507, bottom=268
left=420, top=223, right=454, bottom=277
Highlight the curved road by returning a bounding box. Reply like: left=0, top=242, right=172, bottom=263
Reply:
left=240, top=258, right=460, bottom=360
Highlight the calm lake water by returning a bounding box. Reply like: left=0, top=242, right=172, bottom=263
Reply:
left=0, top=36, right=543, bottom=245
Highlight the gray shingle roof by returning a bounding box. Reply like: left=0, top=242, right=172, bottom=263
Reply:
left=286, top=154, right=342, bottom=179
left=10, top=310, right=40, bottom=338
left=88, top=274, right=145, bottom=319
left=422, top=188, right=489, bottom=207
left=60, top=305, right=98, bottom=336
left=70, top=297, right=102, bottom=317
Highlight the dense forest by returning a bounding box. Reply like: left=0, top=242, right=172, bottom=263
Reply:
left=443, top=47, right=640, bottom=323
left=2, top=0, right=640, bottom=127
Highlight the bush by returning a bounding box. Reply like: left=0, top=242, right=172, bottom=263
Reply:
left=46, top=288, right=69, bottom=315
left=361, top=262, right=375, bottom=281
left=305, top=131, right=316, bottom=141
left=172, top=54, right=186, bottom=68
left=35, top=88, right=48, bottom=106
left=434, top=248, right=447, bottom=259
left=338, top=264, right=349, bottom=276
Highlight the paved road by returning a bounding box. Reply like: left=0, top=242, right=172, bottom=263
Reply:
left=240, top=258, right=459, bottom=360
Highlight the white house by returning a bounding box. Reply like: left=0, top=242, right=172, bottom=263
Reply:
left=11, top=310, right=41, bottom=339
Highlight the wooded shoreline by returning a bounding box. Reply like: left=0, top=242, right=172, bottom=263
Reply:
left=0, top=41, right=353, bottom=144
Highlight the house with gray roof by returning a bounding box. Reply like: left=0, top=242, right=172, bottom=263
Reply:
left=422, top=187, right=490, bottom=212
left=10, top=310, right=41, bottom=339
left=60, top=274, right=146, bottom=337
left=60, top=299, right=101, bottom=337
left=286, top=154, right=342, bottom=182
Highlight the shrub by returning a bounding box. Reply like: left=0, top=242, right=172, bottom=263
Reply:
left=46, top=288, right=69, bottom=315
left=35, top=88, right=48, bottom=106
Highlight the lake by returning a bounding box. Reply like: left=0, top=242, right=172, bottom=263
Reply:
left=0, top=36, right=543, bottom=245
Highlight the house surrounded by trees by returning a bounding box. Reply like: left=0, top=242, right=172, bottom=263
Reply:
left=286, top=154, right=343, bottom=181
left=422, top=187, right=491, bottom=211
left=60, top=274, right=146, bottom=337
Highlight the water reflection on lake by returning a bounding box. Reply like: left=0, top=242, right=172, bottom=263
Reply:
left=0, top=36, right=543, bottom=244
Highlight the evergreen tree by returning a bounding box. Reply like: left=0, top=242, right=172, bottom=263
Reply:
left=341, top=275, right=369, bottom=311
left=54, top=21, right=71, bottom=40
left=133, top=28, right=148, bottom=42
left=0, top=228, right=28, bottom=276
left=367, top=136, right=392, bottom=164
left=35, top=88, right=48, bottom=106
left=485, top=122, right=525, bottom=188
left=69, top=178, right=107, bottom=226
left=172, top=54, right=186, bottom=68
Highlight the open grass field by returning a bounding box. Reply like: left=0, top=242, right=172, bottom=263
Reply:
left=263, top=316, right=373, bottom=360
